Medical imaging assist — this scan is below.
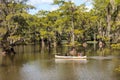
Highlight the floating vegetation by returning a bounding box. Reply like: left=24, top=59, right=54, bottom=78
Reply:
left=115, top=65, right=120, bottom=72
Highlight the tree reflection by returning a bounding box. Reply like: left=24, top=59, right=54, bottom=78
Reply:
left=1, top=53, right=16, bottom=66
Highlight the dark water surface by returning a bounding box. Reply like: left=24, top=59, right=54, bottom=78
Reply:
left=0, top=44, right=120, bottom=80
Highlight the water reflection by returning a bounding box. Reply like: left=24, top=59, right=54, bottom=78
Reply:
left=0, top=44, right=120, bottom=80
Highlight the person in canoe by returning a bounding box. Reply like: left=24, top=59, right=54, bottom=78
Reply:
left=69, top=47, right=77, bottom=56
left=98, top=39, right=105, bottom=50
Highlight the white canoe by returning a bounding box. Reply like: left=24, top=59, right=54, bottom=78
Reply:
left=55, top=55, right=87, bottom=59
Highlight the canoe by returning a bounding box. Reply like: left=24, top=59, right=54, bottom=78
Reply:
left=55, top=55, right=87, bottom=59
left=55, top=58, right=87, bottom=63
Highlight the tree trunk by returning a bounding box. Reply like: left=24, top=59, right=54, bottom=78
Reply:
left=41, top=37, right=45, bottom=48
left=53, top=40, right=56, bottom=47
left=106, top=0, right=115, bottom=43
left=107, top=14, right=111, bottom=40
left=106, top=2, right=112, bottom=43
left=113, top=30, right=120, bottom=43
left=71, top=15, right=75, bottom=46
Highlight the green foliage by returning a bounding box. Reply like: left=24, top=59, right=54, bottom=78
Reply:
left=111, top=43, right=120, bottom=49
left=97, top=35, right=110, bottom=41
left=0, top=0, right=119, bottom=47
left=0, top=0, right=34, bottom=46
